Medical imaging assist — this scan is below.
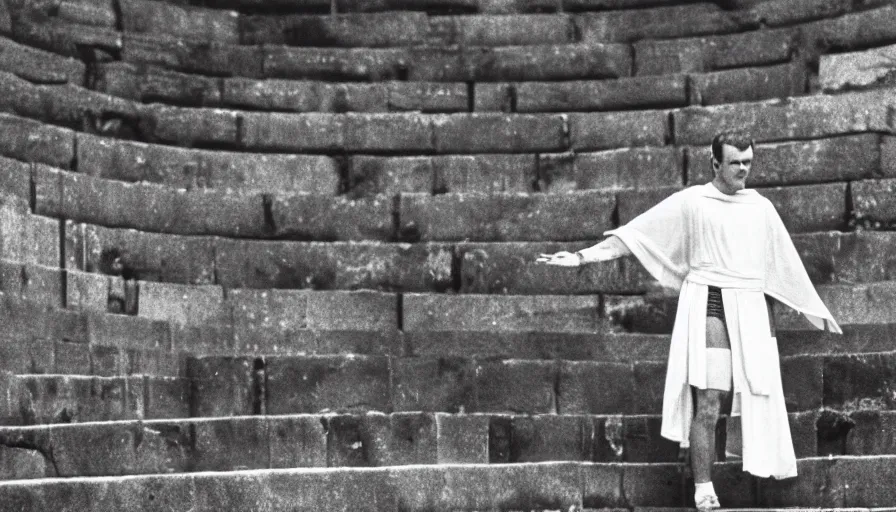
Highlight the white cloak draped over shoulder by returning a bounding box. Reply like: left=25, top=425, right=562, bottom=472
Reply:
left=604, top=183, right=841, bottom=480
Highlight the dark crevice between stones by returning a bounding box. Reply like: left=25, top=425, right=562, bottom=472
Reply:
left=389, top=194, right=402, bottom=243
left=508, top=84, right=518, bottom=113
left=681, top=145, right=690, bottom=186
left=261, top=193, right=277, bottom=236
left=817, top=409, right=855, bottom=456
left=844, top=180, right=856, bottom=231
left=396, top=293, right=404, bottom=331
left=57, top=218, right=67, bottom=309
left=253, top=357, right=266, bottom=415
left=110, top=0, right=123, bottom=32
left=666, top=110, right=676, bottom=146
left=27, top=165, right=36, bottom=213
left=449, top=246, right=463, bottom=294
left=466, top=81, right=475, bottom=112
left=488, top=415, right=511, bottom=463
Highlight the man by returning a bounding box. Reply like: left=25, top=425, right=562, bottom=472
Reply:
left=537, top=131, right=841, bottom=511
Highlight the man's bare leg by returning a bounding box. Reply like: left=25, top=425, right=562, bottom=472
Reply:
left=691, top=317, right=732, bottom=508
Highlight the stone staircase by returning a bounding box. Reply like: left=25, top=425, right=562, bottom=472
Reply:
left=0, top=0, right=895, bottom=509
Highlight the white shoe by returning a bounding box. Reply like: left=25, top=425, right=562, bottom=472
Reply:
left=695, top=493, right=721, bottom=512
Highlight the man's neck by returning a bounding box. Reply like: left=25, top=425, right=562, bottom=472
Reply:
left=711, top=178, right=739, bottom=196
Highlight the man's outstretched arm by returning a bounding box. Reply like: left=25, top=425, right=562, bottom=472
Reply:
left=536, top=236, right=631, bottom=267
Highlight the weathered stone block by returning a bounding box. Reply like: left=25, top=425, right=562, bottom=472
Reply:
left=823, top=352, right=896, bottom=410
left=622, top=415, right=679, bottom=463
left=581, top=462, right=625, bottom=508
left=465, top=43, right=632, bottom=81
left=122, top=33, right=262, bottom=77
left=473, top=82, right=512, bottom=112
left=780, top=354, right=823, bottom=412
left=265, top=355, right=392, bottom=414
left=758, top=183, right=849, bottom=233
left=242, top=112, right=343, bottom=152
left=267, top=415, right=327, bottom=468
left=347, top=156, right=433, bottom=197
left=144, top=377, right=191, bottom=419
left=852, top=178, right=896, bottom=225
left=187, top=356, right=257, bottom=417
left=119, top=0, right=240, bottom=44
left=241, top=12, right=426, bottom=47
left=673, top=89, right=895, bottom=146
left=13, top=375, right=143, bottom=424
left=0, top=261, right=63, bottom=307
left=306, top=291, right=399, bottom=331
left=270, top=193, right=393, bottom=242
left=363, top=412, right=439, bottom=466
left=94, top=62, right=221, bottom=106
left=434, top=154, right=537, bottom=193
left=634, top=27, right=795, bottom=76
left=193, top=416, right=269, bottom=471
left=474, top=359, right=557, bottom=414
left=66, top=222, right=217, bottom=284
left=138, top=281, right=226, bottom=326
left=688, top=61, right=806, bottom=106
left=516, top=74, right=687, bottom=113
left=77, top=133, right=341, bottom=194
left=569, top=110, right=669, bottom=151
left=0, top=445, right=48, bottom=480
left=558, top=361, right=644, bottom=414
left=0, top=113, right=74, bottom=169
left=622, top=463, right=684, bottom=507
left=398, top=191, right=615, bottom=242
left=391, top=357, right=476, bottom=413
left=345, top=113, right=433, bottom=152
left=846, top=410, right=896, bottom=455
left=436, top=413, right=489, bottom=463
left=214, top=239, right=452, bottom=292
left=556, top=146, right=683, bottom=192
left=457, top=241, right=636, bottom=295
left=576, top=4, right=740, bottom=44
left=263, top=47, right=410, bottom=81
left=403, top=293, right=602, bottom=333
left=758, top=458, right=841, bottom=507
left=436, top=14, right=573, bottom=46
left=0, top=156, right=30, bottom=205
left=508, top=414, right=594, bottom=461
left=433, top=113, right=566, bottom=153
left=138, top=104, right=239, bottom=148
left=0, top=36, right=85, bottom=85
left=41, top=169, right=268, bottom=238
left=821, top=42, right=896, bottom=92
left=388, top=81, right=468, bottom=113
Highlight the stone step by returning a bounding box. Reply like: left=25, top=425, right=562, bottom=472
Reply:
left=605, top=281, right=896, bottom=334
left=118, top=0, right=241, bottom=45
left=185, top=349, right=896, bottom=417
left=0, top=373, right=189, bottom=425
left=634, top=4, right=896, bottom=76
left=820, top=42, right=896, bottom=93
left=455, top=231, right=896, bottom=295
left=672, top=88, right=896, bottom=146
left=87, top=61, right=802, bottom=114
left=0, top=456, right=895, bottom=509
left=400, top=182, right=852, bottom=241
left=852, top=178, right=896, bottom=230
left=77, top=131, right=342, bottom=195
left=0, top=72, right=892, bottom=158
left=0, top=34, right=85, bottom=85
left=2, top=407, right=890, bottom=479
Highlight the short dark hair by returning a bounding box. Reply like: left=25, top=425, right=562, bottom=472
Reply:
left=711, top=131, right=754, bottom=162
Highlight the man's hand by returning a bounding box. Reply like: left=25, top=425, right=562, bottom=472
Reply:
left=536, top=251, right=581, bottom=267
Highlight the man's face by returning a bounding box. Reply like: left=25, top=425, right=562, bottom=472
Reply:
left=713, top=144, right=753, bottom=192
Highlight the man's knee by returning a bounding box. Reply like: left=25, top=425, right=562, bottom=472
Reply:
left=694, top=391, right=723, bottom=424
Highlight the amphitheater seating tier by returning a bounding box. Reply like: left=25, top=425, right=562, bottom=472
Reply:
left=0, top=0, right=895, bottom=509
